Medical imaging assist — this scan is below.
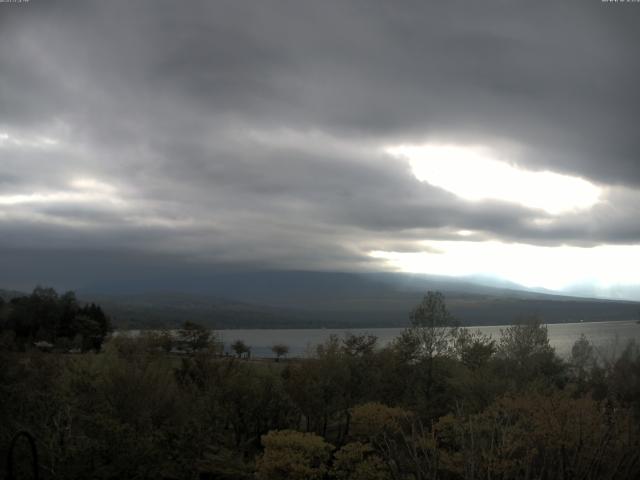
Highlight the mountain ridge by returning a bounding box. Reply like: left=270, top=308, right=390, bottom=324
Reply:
left=4, top=272, right=639, bottom=329
left=69, top=271, right=640, bottom=328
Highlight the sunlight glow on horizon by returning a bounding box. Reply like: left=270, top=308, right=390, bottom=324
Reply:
left=371, top=241, right=640, bottom=291
left=385, top=144, right=602, bottom=215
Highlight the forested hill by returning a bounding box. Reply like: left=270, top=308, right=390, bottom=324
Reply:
left=74, top=271, right=640, bottom=329
left=89, top=291, right=640, bottom=330
left=4, top=272, right=639, bottom=329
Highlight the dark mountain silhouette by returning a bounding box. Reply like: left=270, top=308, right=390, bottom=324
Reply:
left=65, top=271, right=640, bottom=329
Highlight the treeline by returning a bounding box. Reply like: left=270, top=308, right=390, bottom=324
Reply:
left=1, top=292, right=639, bottom=479
left=0, top=287, right=112, bottom=352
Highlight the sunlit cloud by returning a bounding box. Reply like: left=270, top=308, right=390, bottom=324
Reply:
left=0, top=192, right=81, bottom=206
left=371, top=241, right=640, bottom=291
left=385, top=144, right=602, bottom=215
left=0, top=178, right=124, bottom=207
left=70, top=177, right=118, bottom=194
left=0, top=130, right=61, bottom=149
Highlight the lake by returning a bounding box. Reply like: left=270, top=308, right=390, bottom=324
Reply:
left=214, top=320, right=640, bottom=359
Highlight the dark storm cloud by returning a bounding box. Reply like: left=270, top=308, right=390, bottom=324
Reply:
left=1, top=0, right=639, bottom=287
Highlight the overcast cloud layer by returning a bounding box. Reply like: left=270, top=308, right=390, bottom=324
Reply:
left=1, top=1, right=639, bottom=294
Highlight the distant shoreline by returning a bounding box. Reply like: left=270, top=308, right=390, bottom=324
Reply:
left=113, top=318, right=639, bottom=332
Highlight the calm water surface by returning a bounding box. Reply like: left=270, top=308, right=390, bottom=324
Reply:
left=215, top=320, right=640, bottom=358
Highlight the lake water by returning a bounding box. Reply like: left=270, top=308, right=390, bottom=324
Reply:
left=213, top=320, right=640, bottom=359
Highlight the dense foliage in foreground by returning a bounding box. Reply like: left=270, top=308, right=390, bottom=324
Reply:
left=1, top=292, right=640, bottom=479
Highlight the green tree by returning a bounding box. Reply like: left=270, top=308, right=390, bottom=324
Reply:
left=2, top=287, right=111, bottom=350
left=178, top=320, right=213, bottom=353
left=455, top=328, right=496, bottom=370
left=497, top=316, right=564, bottom=388
left=408, top=291, right=458, bottom=359
left=77, top=302, right=112, bottom=348
left=403, top=291, right=459, bottom=399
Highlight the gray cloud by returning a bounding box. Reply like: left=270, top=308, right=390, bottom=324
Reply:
left=1, top=0, right=639, bottom=289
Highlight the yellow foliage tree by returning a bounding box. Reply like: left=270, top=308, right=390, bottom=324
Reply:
left=255, top=430, right=334, bottom=480
left=433, top=391, right=640, bottom=479
left=330, top=441, right=391, bottom=480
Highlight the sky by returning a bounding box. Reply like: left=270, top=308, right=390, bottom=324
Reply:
left=1, top=0, right=640, bottom=298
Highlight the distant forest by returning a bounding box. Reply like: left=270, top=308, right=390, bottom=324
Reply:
left=1, top=290, right=639, bottom=479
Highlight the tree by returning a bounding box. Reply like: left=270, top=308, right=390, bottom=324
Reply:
left=342, top=333, right=377, bottom=357
left=73, top=315, right=103, bottom=351
left=497, top=316, right=564, bottom=387
left=256, top=430, right=334, bottom=480
left=1, top=288, right=111, bottom=351
left=403, top=291, right=459, bottom=398
left=607, top=340, right=640, bottom=415
left=408, top=291, right=459, bottom=359
left=58, top=291, right=79, bottom=339
left=433, top=391, right=640, bottom=480
left=231, top=339, right=250, bottom=359
left=571, top=334, right=595, bottom=385
left=177, top=321, right=212, bottom=353
left=271, top=343, right=289, bottom=362
left=349, top=403, right=433, bottom=480
left=454, top=328, right=496, bottom=370
left=499, top=316, right=551, bottom=360
left=77, top=303, right=111, bottom=337
left=284, top=335, right=353, bottom=437
left=330, top=442, right=391, bottom=480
